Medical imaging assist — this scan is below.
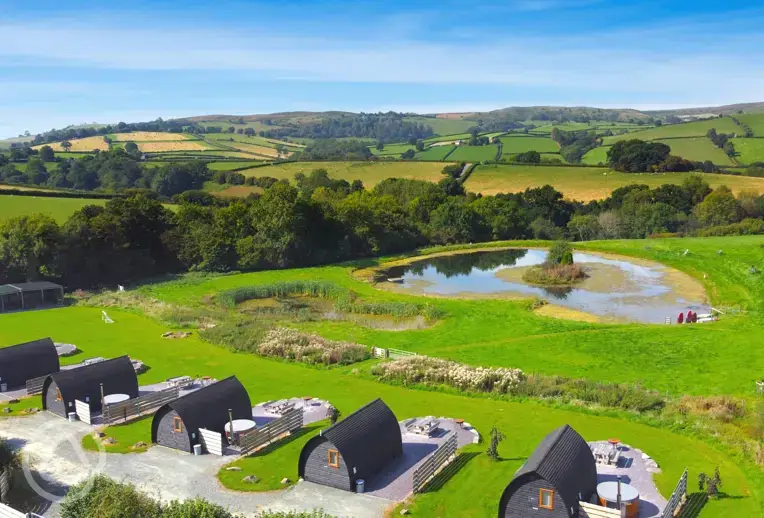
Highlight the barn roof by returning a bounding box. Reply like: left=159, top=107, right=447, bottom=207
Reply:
left=0, top=282, right=62, bottom=294
left=501, top=424, right=597, bottom=515
left=0, top=337, right=59, bottom=385
left=46, top=355, right=138, bottom=402
left=153, top=376, right=251, bottom=438
left=316, top=398, right=402, bottom=480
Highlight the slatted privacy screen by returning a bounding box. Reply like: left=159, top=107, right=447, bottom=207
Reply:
left=198, top=428, right=223, bottom=456
left=240, top=408, right=303, bottom=456
left=25, top=375, right=47, bottom=396
left=661, top=468, right=688, bottom=518
left=0, top=469, right=10, bottom=503
left=74, top=400, right=92, bottom=424
left=102, top=387, right=179, bottom=425
left=0, top=504, right=25, bottom=518
left=412, top=432, right=457, bottom=493
left=578, top=502, right=623, bottom=518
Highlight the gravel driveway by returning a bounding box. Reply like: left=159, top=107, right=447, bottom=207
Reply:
left=0, top=413, right=392, bottom=518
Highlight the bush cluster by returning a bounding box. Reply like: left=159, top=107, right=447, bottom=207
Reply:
left=257, top=328, right=370, bottom=366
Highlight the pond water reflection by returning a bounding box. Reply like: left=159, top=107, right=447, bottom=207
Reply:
left=378, top=249, right=709, bottom=323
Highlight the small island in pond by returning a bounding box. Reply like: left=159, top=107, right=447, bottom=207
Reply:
left=522, top=242, right=589, bottom=286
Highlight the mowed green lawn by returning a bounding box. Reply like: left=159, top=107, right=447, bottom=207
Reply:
left=657, top=137, right=736, bottom=165
left=465, top=164, right=764, bottom=199
left=0, top=194, right=105, bottom=223
left=238, top=161, right=447, bottom=186
left=0, top=303, right=758, bottom=518
left=448, top=145, right=499, bottom=162
left=499, top=135, right=559, bottom=155
left=731, top=138, right=764, bottom=165
left=603, top=118, right=741, bottom=144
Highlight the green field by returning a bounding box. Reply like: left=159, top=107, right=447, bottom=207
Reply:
left=369, top=143, right=415, bottom=156
left=657, top=137, right=736, bottom=165
left=736, top=113, right=764, bottom=136
left=0, top=194, right=105, bottom=223
left=447, top=145, right=499, bottom=162
left=731, top=138, right=764, bottom=165
left=423, top=133, right=471, bottom=144
left=239, top=161, right=447, bottom=186
left=603, top=118, right=741, bottom=144
left=465, top=164, right=764, bottom=199
left=499, top=135, right=559, bottom=155
left=403, top=116, right=477, bottom=136
left=1, top=236, right=761, bottom=517
left=581, top=146, right=610, bottom=165
left=206, top=161, right=263, bottom=171
left=414, top=145, right=456, bottom=161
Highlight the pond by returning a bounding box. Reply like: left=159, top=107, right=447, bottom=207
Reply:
left=377, top=249, right=710, bottom=323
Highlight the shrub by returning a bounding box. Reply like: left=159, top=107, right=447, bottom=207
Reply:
left=522, top=264, right=587, bottom=285
left=217, top=281, right=344, bottom=308
left=257, top=328, right=370, bottom=366
left=546, top=241, right=574, bottom=266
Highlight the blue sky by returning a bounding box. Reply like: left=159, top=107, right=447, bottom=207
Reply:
left=2, top=0, right=764, bottom=137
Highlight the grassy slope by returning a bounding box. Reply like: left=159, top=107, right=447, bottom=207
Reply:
left=499, top=136, right=560, bottom=155
left=466, top=164, right=764, bottom=199
left=0, top=195, right=105, bottom=223
left=731, top=138, right=764, bottom=165
left=238, top=161, right=447, bottom=187
left=656, top=138, right=736, bottom=165
left=448, top=145, right=499, bottom=162
left=414, top=146, right=455, bottom=161
left=0, top=304, right=758, bottom=518
left=582, top=146, right=610, bottom=165
left=603, top=118, right=741, bottom=145
left=737, top=113, right=764, bottom=136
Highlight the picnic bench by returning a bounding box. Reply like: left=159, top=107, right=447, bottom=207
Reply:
left=591, top=442, right=620, bottom=465
left=407, top=417, right=440, bottom=436
left=264, top=399, right=296, bottom=415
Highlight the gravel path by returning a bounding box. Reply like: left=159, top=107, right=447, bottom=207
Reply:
left=0, top=413, right=391, bottom=518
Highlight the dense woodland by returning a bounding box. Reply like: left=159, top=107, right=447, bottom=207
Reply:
left=2, top=163, right=763, bottom=288
left=260, top=112, right=434, bottom=142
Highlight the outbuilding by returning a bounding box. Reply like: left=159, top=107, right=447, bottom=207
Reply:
left=42, top=355, right=139, bottom=418
left=498, top=424, right=597, bottom=518
left=298, top=398, right=402, bottom=492
left=151, top=376, right=251, bottom=453
left=0, top=282, right=64, bottom=312
left=0, top=337, right=59, bottom=390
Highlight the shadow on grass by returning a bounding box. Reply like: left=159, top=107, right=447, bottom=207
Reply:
left=243, top=422, right=324, bottom=458
left=677, top=492, right=708, bottom=518
left=418, top=451, right=480, bottom=494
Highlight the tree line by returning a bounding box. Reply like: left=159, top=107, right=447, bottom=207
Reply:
left=259, top=112, right=434, bottom=142
left=2, top=165, right=763, bottom=288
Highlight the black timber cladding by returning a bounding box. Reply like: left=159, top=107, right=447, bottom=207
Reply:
left=0, top=338, right=59, bottom=389
left=498, top=424, right=597, bottom=518
left=298, top=398, right=402, bottom=490
left=42, top=355, right=139, bottom=416
left=150, top=376, right=251, bottom=452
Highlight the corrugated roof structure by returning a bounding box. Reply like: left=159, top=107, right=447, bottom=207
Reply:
left=42, top=355, right=139, bottom=413
left=0, top=337, right=59, bottom=388
left=150, top=376, right=251, bottom=443
left=498, top=424, right=597, bottom=517
left=298, top=398, right=402, bottom=486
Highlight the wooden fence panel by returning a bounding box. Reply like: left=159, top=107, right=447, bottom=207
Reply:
left=240, top=408, right=303, bottom=456
left=74, top=400, right=91, bottom=425
left=198, top=428, right=223, bottom=456
left=579, top=502, right=623, bottom=518
left=412, top=433, right=457, bottom=493
left=388, top=348, right=417, bottom=359
left=25, top=376, right=47, bottom=396
left=0, top=504, right=25, bottom=518
left=661, top=468, right=688, bottom=518
left=102, top=387, right=179, bottom=425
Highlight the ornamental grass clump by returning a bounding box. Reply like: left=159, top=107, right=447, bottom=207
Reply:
left=371, top=356, right=526, bottom=394
left=257, top=328, right=370, bottom=366
left=217, top=281, right=345, bottom=308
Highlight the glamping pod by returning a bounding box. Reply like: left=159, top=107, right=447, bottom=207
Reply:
left=0, top=337, right=59, bottom=390
left=298, top=398, right=402, bottom=492
left=498, top=424, right=597, bottom=518
left=42, top=355, right=139, bottom=417
left=151, top=376, right=251, bottom=453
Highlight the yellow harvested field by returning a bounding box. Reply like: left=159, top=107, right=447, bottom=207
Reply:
left=214, top=185, right=264, bottom=198
left=229, top=142, right=284, bottom=158
left=35, top=136, right=109, bottom=152
left=241, top=161, right=446, bottom=187
left=111, top=132, right=192, bottom=142
left=137, top=141, right=210, bottom=152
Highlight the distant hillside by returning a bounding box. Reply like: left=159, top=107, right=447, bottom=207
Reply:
left=645, top=102, right=764, bottom=117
